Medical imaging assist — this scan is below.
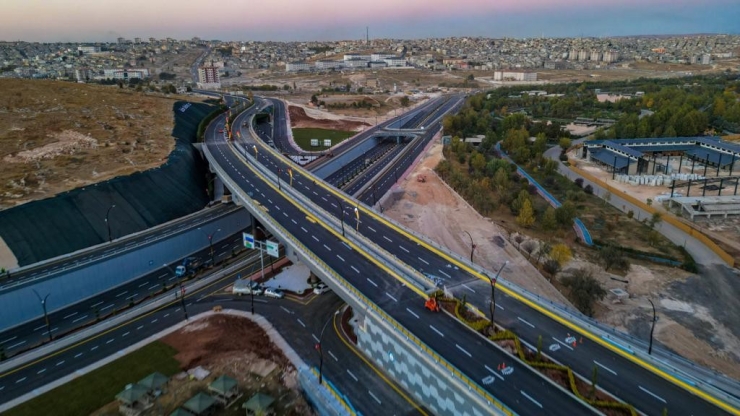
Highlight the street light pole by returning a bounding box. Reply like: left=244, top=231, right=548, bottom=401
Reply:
left=488, top=261, right=508, bottom=330
left=463, top=230, right=475, bottom=263
left=318, top=310, right=340, bottom=385
left=648, top=299, right=657, bottom=355
left=164, top=264, right=189, bottom=320
left=32, top=289, right=52, bottom=342
left=330, top=195, right=345, bottom=237
left=199, top=228, right=221, bottom=265
left=105, top=205, right=116, bottom=243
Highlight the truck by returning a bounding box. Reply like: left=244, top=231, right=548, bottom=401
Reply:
left=175, top=256, right=202, bottom=277
left=232, top=279, right=263, bottom=296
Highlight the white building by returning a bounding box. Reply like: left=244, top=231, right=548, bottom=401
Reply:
left=315, top=60, right=342, bottom=70
left=383, top=57, right=407, bottom=67
left=368, top=61, right=387, bottom=68
left=701, top=54, right=712, bottom=65
left=103, top=68, right=150, bottom=80
left=77, top=46, right=101, bottom=54
left=74, top=67, right=95, bottom=82
left=343, top=59, right=368, bottom=69
left=493, top=71, right=537, bottom=82
left=285, top=62, right=312, bottom=72
left=371, top=53, right=396, bottom=61
left=344, top=54, right=370, bottom=62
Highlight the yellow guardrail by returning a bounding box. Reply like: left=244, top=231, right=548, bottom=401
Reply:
left=568, top=165, right=735, bottom=267
left=308, top=367, right=356, bottom=415
left=212, top=140, right=515, bottom=415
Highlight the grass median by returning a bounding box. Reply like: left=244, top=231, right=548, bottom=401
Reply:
left=291, top=128, right=355, bottom=151
left=6, top=341, right=180, bottom=416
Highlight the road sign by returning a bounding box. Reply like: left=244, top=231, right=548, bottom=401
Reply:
left=266, top=240, right=279, bottom=258
left=243, top=233, right=255, bottom=249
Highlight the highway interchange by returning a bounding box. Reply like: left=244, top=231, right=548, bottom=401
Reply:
left=225, top=95, right=736, bottom=415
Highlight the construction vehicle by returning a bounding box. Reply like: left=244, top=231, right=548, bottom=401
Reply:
left=425, top=296, right=440, bottom=312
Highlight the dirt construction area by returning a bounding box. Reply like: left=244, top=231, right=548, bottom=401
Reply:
left=288, top=105, right=369, bottom=131
left=92, top=314, right=313, bottom=416
left=384, top=139, right=740, bottom=379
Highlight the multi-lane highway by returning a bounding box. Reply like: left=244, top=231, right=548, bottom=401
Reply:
left=0, top=252, right=425, bottom=415
left=208, top=102, right=598, bottom=415
left=227, top=95, right=737, bottom=415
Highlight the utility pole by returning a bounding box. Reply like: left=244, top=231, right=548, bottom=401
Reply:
left=32, top=289, right=52, bottom=342
left=105, top=204, right=116, bottom=242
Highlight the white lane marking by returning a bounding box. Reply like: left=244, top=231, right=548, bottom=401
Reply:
left=331, top=203, right=338, bottom=208
left=368, top=390, right=382, bottom=404
left=164, top=313, right=170, bottom=318
left=521, top=391, right=543, bottom=408
left=455, top=344, right=472, bottom=358
left=115, top=290, right=128, bottom=298
left=122, top=332, right=130, bottom=337
left=64, top=312, right=78, bottom=319
left=496, top=303, right=505, bottom=310
left=484, top=365, right=505, bottom=380
left=323, top=244, right=331, bottom=251
left=342, top=242, right=352, bottom=250
left=100, top=304, right=114, bottom=311
left=382, top=236, right=392, bottom=243
left=399, top=245, right=409, bottom=253
left=368, top=226, right=377, bottom=233
left=321, top=197, right=328, bottom=202
left=157, top=273, right=168, bottom=279
left=552, top=337, right=574, bottom=351
left=639, top=386, right=667, bottom=403
left=418, top=257, right=429, bottom=265
left=74, top=353, right=83, bottom=359
left=297, top=319, right=307, bottom=328
left=429, top=325, right=445, bottom=337
left=56, top=360, right=65, bottom=366
left=517, top=317, right=535, bottom=328
left=301, top=227, right=308, bottom=233
left=351, top=266, right=360, bottom=273
left=169, top=275, right=178, bottom=281
left=283, top=212, right=288, bottom=217
left=15, top=377, right=26, bottom=384
left=462, top=284, right=476, bottom=293
left=137, top=325, right=144, bottom=330
left=337, top=255, right=345, bottom=262
left=105, top=338, right=114, bottom=344
left=438, top=270, right=451, bottom=278
left=91, top=301, right=104, bottom=308
left=280, top=306, right=293, bottom=314
left=593, top=360, right=617, bottom=376
left=366, top=278, right=378, bottom=288
left=37, top=368, right=46, bottom=374
left=328, top=351, right=339, bottom=362
left=33, top=325, right=46, bottom=331
left=386, top=292, right=398, bottom=302
left=312, top=334, right=320, bottom=343
left=313, top=191, right=318, bottom=196
left=151, top=319, right=158, bottom=324
left=72, top=315, right=88, bottom=323
left=90, top=346, right=98, bottom=351
left=8, top=341, right=26, bottom=349
left=312, top=236, right=319, bottom=242
left=292, top=219, right=298, bottom=224
left=0, top=336, right=17, bottom=344
left=406, top=308, right=420, bottom=319
left=138, top=281, right=150, bottom=288
left=149, top=285, right=158, bottom=290
left=347, top=369, right=359, bottom=382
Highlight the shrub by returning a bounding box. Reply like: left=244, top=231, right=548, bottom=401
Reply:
left=574, top=178, right=584, bottom=188
left=543, top=259, right=561, bottom=277
left=584, top=184, right=594, bottom=194
left=560, top=268, right=606, bottom=316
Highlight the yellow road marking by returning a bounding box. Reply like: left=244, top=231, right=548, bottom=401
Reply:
left=333, top=310, right=428, bottom=416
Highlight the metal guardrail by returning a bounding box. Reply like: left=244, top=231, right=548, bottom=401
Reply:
left=203, top=141, right=515, bottom=416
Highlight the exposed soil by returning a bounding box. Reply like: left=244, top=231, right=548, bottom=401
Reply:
left=288, top=105, right=370, bottom=131
left=383, top=141, right=572, bottom=305
left=0, top=79, right=187, bottom=209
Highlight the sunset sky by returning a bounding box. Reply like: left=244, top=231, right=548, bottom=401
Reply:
left=1, top=0, right=738, bottom=42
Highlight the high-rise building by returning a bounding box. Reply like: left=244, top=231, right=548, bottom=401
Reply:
left=197, top=66, right=220, bottom=89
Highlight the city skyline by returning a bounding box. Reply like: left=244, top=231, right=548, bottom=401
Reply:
left=1, top=0, right=738, bottom=42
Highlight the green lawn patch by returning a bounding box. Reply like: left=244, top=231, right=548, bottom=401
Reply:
left=291, top=128, right=355, bottom=151
left=5, top=341, right=180, bottom=416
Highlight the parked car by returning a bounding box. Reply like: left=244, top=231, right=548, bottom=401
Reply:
left=313, top=283, right=331, bottom=295
left=263, top=287, right=285, bottom=299
left=233, top=279, right=263, bottom=296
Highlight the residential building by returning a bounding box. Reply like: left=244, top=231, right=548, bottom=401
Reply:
left=493, top=71, right=537, bottom=81
left=74, top=67, right=95, bottom=82
left=285, top=62, right=312, bottom=72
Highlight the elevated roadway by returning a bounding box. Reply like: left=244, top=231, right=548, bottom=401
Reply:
left=227, top=97, right=739, bottom=415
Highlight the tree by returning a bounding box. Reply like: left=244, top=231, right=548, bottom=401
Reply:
left=537, top=241, right=552, bottom=264
left=550, top=243, right=573, bottom=266
left=400, top=96, right=410, bottom=107
left=493, top=167, right=510, bottom=193
left=560, top=268, right=606, bottom=316
left=555, top=201, right=577, bottom=226
left=470, top=152, right=486, bottom=174
left=559, top=137, right=572, bottom=151
left=584, top=184, right=594, bottom=194
left=516, top=200, right=536, bottom=228
left=511, top=189, right=531, bottom=215
left=649, top=212, right=662, bottom=229
left=543, top=259, right=561, bottom=278
left=597, top=244, right=629, bottom=272
left=647, top=230, right=661, bottom=247
left=521, top=240, right=537, bottom=259
left=541, top=207, right=558, bottom=231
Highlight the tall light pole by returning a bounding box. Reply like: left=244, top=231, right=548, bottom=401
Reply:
left=198, top=228, right=221, bottom=264
left=105, top=204, right=116, bottom=243
left=164, top=264, right=188, bottom=321
left=256, top=226, right=276, bottom=277
left=317, top=310, right=340, bottom=385
left=648, top=299, right=657, bottom=355
left=463, top=230, right=476, bottom=263
left=277, top=168, right=282, bottom=191
left=330, top=195, right=345, bottom=237
left=32, top=289, right=52, bottom=342
left=354, top=206, right=360, bottom=231
left=488, top=260, right=508, bottom=330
